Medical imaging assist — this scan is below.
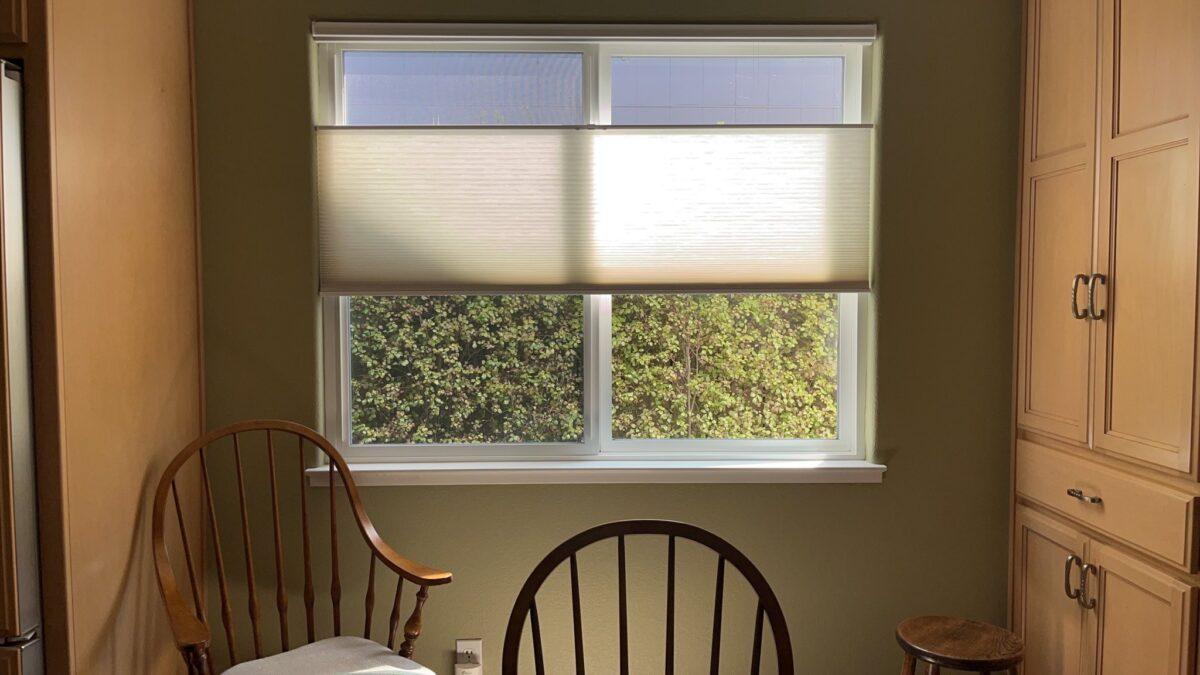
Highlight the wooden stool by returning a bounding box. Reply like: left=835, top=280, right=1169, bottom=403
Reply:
left=896, top=615, right=1023, bottom=674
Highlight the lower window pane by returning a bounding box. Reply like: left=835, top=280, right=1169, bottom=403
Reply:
left=349, top=295, right=584, bottom=445
left=611, top=294, right=839, bottom=440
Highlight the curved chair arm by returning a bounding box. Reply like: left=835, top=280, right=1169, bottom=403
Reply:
left=318, top=440, right=452, bottom=587
left=366, top=534, right=452, bottom=586
left=151, top=476, right=211, bottom=655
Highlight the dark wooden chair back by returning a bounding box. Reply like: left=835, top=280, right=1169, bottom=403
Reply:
left=151, top=419, right=451, bottom=674
left=501, top=520, right=793, bottom=675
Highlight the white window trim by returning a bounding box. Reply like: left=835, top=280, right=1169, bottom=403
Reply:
left=323, top=293, right=861, bottom=463
left=315, top=26, right=878, bottom=479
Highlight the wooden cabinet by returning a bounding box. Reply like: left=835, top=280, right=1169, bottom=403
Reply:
left=1016, top=0, right=1200, bottom=476
left=1084, top=542, right=1196, bottom=674
left=1012, top=0, right=1200, bottom=671
left=1090, top=0, right=1200, bottom=473
left=1013, top=508, right=1199, bottom=675
left=1014, top=508, right=1088, bottom=675
left=1015, top=0, right=1098, bottom=445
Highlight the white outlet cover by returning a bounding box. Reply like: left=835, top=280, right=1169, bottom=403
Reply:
left=456, top=638, right=483, bottom=665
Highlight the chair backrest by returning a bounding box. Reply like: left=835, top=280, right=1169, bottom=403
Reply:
left=501, top=520, right=793, bottom=675
left=151, top=419, right=451, bottom=674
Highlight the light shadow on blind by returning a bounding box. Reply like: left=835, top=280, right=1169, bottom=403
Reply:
left=316, top=125, right=873, bottom=294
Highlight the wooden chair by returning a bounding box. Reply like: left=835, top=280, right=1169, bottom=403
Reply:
left=501, top=520, right=793, bottom=675
left=151, top=419, right=452, bottom=674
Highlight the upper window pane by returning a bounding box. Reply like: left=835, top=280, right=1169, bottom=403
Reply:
left=342, top=51, right=585, bottom=125
left=349, top=295, right=584, bottom=444
left=611, top=293, right=839, bottom=440
left=610, top=56, right=844, bottom=125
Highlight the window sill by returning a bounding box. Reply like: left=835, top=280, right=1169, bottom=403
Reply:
left=307, top=459, right=885, bottom=486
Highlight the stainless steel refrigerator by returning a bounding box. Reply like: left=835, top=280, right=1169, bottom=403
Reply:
left=0, top=60, right=43, bottom=674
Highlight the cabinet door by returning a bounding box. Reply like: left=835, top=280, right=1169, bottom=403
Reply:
left=1014, top=507, right=1089, bottom=675
left=1083, top=541, right=1196, bottom=674
left=0, top=0, right=23, bottom=43
left=1091, top=0, right=1200, bottom=473
left=1015, top=0, right=1099, bottom=444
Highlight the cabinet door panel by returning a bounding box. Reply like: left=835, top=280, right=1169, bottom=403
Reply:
left=0, top=0, right=23, bottom=44
left=1112, top=0, right=1192, bottom=136
left=1014, top=507, right=1088, bottom=675
left=1094, top=143, right=1198, bottom=471
left=1017, top=0, right=1098, bottom=444
left=1029, top=0, right=1098, bottom=160
left=1017, top=167, right=1094, bottom=442
left=1084, top=542, right=1196, bottom=674
left=1094, top=0, right=1200, bottom=473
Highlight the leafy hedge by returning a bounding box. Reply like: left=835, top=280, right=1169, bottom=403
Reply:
left=349, top=294, right=838, bottom=445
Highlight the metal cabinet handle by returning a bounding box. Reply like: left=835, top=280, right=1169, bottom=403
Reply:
left=1087, top=273, right=1107, bottom=320
left=1078, top=562, right=1097, bottom=609
left=1071, top=274, right=1089, bottom=319
left=1064, top=554, right=1082, bottom=600
left=1066, top=488, right=1103, bottom=505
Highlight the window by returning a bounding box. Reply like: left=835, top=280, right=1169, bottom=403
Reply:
left=316, top=26, right=873, bottom=467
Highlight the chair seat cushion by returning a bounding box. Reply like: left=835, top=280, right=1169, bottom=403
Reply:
left=224, top=636, right=435, bottom=675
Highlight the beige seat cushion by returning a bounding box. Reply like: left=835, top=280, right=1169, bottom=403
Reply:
left=224, top=636, right=435, bottom=675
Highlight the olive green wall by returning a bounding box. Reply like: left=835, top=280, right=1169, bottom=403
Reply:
left=193, top=1, right=1020, bottom=672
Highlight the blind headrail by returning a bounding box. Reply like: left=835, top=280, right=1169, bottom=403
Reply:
left=311, top=22, right=878, bottom=44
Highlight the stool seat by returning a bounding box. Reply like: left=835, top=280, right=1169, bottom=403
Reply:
left=896, top=616, right=1023, bottom=672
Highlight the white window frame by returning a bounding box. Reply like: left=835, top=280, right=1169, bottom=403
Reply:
left=317, top=28, right=870, bottom=465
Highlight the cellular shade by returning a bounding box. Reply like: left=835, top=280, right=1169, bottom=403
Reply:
left=315, top=125, right=873, bottom=294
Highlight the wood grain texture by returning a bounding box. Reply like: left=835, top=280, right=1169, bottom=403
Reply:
left=1082, top=541, right=1196, bottom=674
left=1015, top=0, right=1099, bottom=445
left=1012, top=507, right=1086, bottom=675
left=1016, top=440, right=1197, bottom=569
left=1093, top=0, right=1200, bottom=474
left=1028, top=0, right=1097, bottom=161
left=45, top=0, right=205, bottom=669
left=151, top=419, right=452, bottom=672
left=895, top=615, right=1023, bottom=671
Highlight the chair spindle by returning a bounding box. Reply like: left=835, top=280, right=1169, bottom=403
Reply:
left=750, top=602, right=764, bottom=675
left=330, top=462, right=342, bottom=636
left=709, top=556, right=725, bottom=675
left=530, top=599, right=546, bottom=675
left=232, top=433, right=264, bottom=659
left=201, top=448, right=239, bottom=665
left=297, top=434, right=315, bottom=644
left=500, top=520, right=790, bottom=675
left=170, top=480, right=204, bottom=622
left=570, top=553, right=585, bottom=675
left=400, top=585, right=428, bottom=658
left=153, top=420, right=454, bottom=675
left=666, top=535, right=675, bottom=675
left=388, top=577, right=404, bottom=650
left=265, top=431, right=290, bottom=652
left=618, top=535, right=628, bottom=675
left=364, top=555, right=376, bottom=639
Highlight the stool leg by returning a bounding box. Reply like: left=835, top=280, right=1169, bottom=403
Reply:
left=926, top=664, right=940, bottom=675
left=900, top=654, right=916, bottom=675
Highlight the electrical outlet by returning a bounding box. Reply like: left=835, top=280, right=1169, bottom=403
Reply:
left=456, top=638, right=483, bottom=666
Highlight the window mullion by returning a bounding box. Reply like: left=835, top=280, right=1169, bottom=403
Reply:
left=592, top=295, right=614, bottom=452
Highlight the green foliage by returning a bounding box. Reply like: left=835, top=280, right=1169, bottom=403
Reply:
left=350, top=295, right=584, bottom=444
left=611, top=294, right=838, bottom=439
left=349, top=294, right=838, bottom=445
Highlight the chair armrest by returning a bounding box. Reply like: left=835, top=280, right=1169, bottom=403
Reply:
left=327, top=451, right=452, bottom=586
left=366, top=530, right=453, bottom=586
left=160, top=584, right=211, bottom=651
